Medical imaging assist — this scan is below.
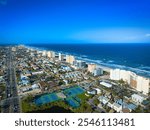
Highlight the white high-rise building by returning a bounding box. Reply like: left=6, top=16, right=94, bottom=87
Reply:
left=110, top=69, right=150, bottom=95
left=58, top=53, right=65, bottom=61
left=42, top=50, right=47, bottom=57
left=59, top=53, right=62, bottom=61
left=110, top=69, right=121, bottom=80
left=110, top=69, right=131, bottom=83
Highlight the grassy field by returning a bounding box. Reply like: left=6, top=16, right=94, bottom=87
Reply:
left=21, top=91, right=94, bottom=113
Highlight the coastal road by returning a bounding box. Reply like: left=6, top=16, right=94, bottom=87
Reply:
left=1, top=47, right=21, bottom=113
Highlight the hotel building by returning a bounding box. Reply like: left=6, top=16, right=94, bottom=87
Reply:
left=47, top=51, right=55, bottom=58
left=42, top=50, right=47, bottom=57
left=93, top=68, right=103, bottom=76
left=110, top=69, right=150, bottom=95
left=88, top=64, right=97, bottom=73
left=66, top=55, right=75, bottom=64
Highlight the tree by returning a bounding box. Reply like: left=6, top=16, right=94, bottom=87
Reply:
left=93, top=99, right=100, bottom=106
left=59, top=81, right=64, bottom=86
left=132, top=106, right=142, bottom=113
left=118, top=79, right=125, bottom=85
left=148, top=92, right=150, bottom=97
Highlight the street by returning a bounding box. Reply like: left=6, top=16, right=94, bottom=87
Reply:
left=1, top=47, right=21, bottom=113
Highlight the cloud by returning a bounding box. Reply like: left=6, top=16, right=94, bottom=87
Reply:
left=146, top=34, right=150, bottom=37
left=70, top=28, right=149, bottom=43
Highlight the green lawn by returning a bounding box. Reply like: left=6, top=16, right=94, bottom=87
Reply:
left=77, top=93, right=92, bottom=101
left=21, top=90, right=93, bottom=113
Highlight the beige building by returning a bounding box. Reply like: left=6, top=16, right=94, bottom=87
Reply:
left=88, top=64, right=97, bottom=73
left=137, top=76, right=150, bottom=95
left=66, top=55, right=75, bottom=64
left=130, top=72, right=137, bottom=89
left=47, top=51, right=55, bottom=58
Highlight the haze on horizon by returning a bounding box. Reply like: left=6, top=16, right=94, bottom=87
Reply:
left=0, top=0, right=150, bottom=44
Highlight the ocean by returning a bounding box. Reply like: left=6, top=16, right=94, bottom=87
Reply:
left=23, top=43, right=150, bottom=77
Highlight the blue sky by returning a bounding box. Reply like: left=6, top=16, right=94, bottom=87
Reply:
left=0, top=0, right=150, bottom=44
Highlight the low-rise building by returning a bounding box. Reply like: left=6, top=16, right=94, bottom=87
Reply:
left=112, top=102, right=122, bottom=112
left=121, top=108, right=130, bottom=113
left=131, top=94, right=146, bottom=104
left=98, top=96, right=109, bottom=105
left=127, top=103, right=137, bottom=111
left=31, top=84, right=40, bottom=89
left=87, top=90, right=97, bottom=95
left=63, top=80, right=68, bottom=85
left=61, top=65, right=72, bottom=71
left=32, top=71, right=44, bottom=75
left=100, top=81, right=112, bottom=88
left=93, top=88, right=101, bottom=94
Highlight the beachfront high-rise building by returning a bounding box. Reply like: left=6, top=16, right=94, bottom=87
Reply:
left=47, top=51, right=55, bottom=58
left=66, top=55, right=75, bottom=64
left=110, top=69, right=150, bottom=95
left=137, top=76, right=150, bottom=95
left=42, top=50, right=47, bottom=57
left=73, top=60, right=86, bottom=69
left=58, top=53, right=65, bottom=61
left=52, top=52, right=55, bottom=58
left=110, top=69, right=130, bottom=82
left=130, top=72, right=137, bottom=89
left=77, top=60, right=86, bottom=69
left=47, top=51, right=51, bottom=58
left=88, top=64, right=97, bottom=73
left=59, top=53, right=62, bottom=61
left=92, top=68, right=103, bottom=76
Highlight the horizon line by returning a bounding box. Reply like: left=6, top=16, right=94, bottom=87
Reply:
left=0, top=42, right=150, bottom=45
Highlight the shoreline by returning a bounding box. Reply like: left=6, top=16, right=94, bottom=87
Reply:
left=21, top=45, right=150, bottom=78
left=24, top=44, right=112, bottom=72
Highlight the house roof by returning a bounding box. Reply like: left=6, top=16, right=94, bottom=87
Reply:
left=122, top=108, right=130, bottom=113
